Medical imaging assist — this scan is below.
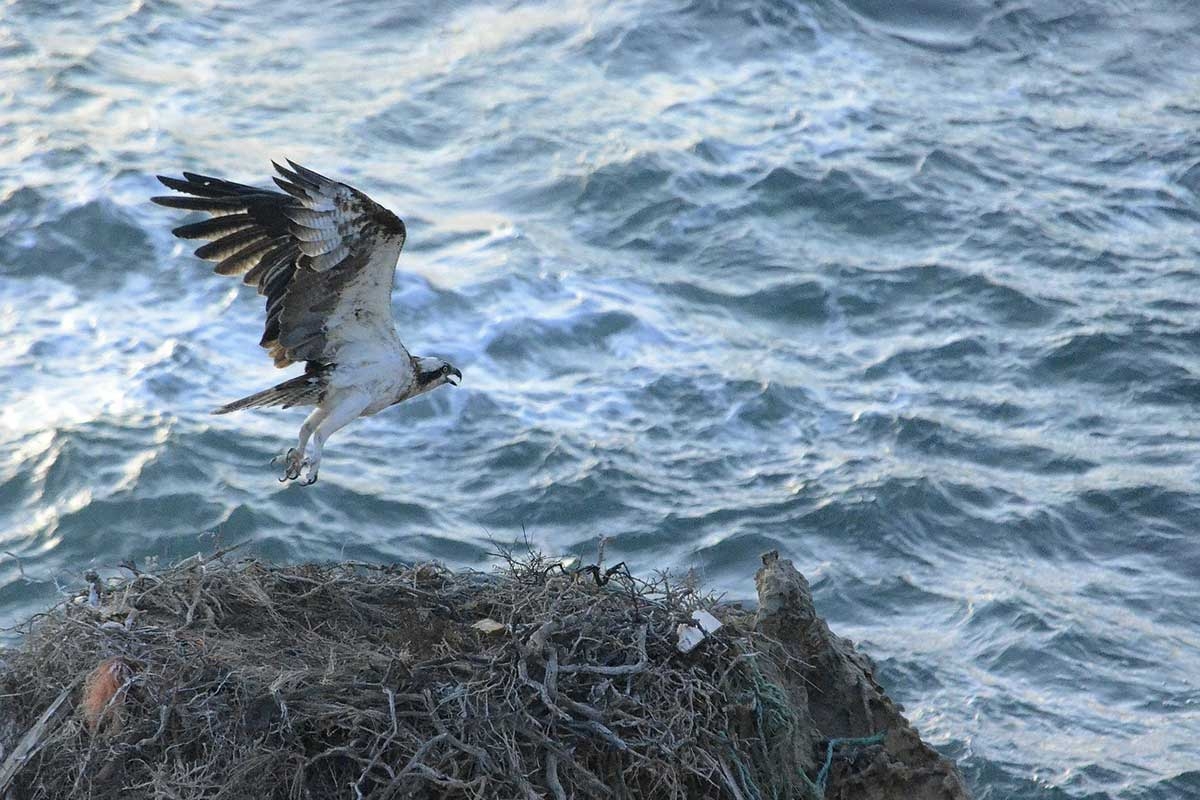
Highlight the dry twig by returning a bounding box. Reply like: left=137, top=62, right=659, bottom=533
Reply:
left=0, top=549, right=814, bottom=799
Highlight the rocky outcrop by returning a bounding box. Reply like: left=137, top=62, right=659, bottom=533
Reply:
left=755, top=551, right=971, bottom=800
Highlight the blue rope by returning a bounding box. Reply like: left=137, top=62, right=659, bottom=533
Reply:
left=812, top=731, right=887, bottom=795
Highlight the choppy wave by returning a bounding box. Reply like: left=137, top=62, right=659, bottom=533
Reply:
left=2, top=1, right=1200, bottom=797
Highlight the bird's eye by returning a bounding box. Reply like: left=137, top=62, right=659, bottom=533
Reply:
left=441, top=364, right=450, bottom=375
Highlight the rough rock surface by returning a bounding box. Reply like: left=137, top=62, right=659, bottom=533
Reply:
left=754, top=551, right=971, bottom=800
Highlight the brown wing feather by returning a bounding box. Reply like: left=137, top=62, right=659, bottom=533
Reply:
left=152, top=161, right=406, bottom=368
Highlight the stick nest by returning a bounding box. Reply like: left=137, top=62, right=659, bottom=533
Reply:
left=0, top=549, right=815, bottom=799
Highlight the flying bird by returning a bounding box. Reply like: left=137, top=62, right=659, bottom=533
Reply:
left=152, top=160, right=461, bottom=485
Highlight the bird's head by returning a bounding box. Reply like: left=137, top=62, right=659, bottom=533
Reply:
left=412, top=356, right=462, bottom=396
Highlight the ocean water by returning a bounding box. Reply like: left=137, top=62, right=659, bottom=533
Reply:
left=2, top=0, right=1199, bottom=796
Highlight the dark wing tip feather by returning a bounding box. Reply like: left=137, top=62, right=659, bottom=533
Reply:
left=273, top=160, right=325, bottom=197
left=158, top=171, right=288, bottom=202
left=171, top=213, right=253, bottom=240
left=273, top=160, right=303, bottom=182
left=156, top=174, right=232, bottom=198
left=276, top=159, right=341, bottom=195
left=156, top=175, right=191, bottom=193
left=272, top=175, right=308, bottom=200
left=286, top=159, right=334, bottom=184
left=194, top=227, right=260, bottom=260
left=151, top=195, right=244, bottom=211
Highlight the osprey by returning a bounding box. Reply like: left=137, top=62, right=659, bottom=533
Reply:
left=152, top=160, right=461, bottom=485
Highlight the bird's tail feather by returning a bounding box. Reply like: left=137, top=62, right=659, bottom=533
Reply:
left=213, top=372, right=324, bottom=414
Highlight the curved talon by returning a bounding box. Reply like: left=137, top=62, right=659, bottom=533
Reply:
left=277, top=448, right=307, bottom=483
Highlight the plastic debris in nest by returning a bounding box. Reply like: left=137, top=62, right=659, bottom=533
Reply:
left=471, top=618, right=508, bottom=635
left=676, top=608, right=723, bottom=653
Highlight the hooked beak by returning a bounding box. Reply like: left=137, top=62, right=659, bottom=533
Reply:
left=446, top=368, right=462, bottom=387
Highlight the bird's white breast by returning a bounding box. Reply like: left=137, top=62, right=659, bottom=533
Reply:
left=319, top=243, right=412, bottom=416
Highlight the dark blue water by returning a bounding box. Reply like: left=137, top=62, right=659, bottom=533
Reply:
left=2, top=1, right=1199, bottom=797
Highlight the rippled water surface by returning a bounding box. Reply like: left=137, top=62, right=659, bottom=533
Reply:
left=3, top=1, right=1200, bottom=796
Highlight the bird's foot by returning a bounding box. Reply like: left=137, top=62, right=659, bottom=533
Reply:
left=275, top=448, right=308, bottom=483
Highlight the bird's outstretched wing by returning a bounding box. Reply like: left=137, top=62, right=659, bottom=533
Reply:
left=152, top=160, right=408, bottom=368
